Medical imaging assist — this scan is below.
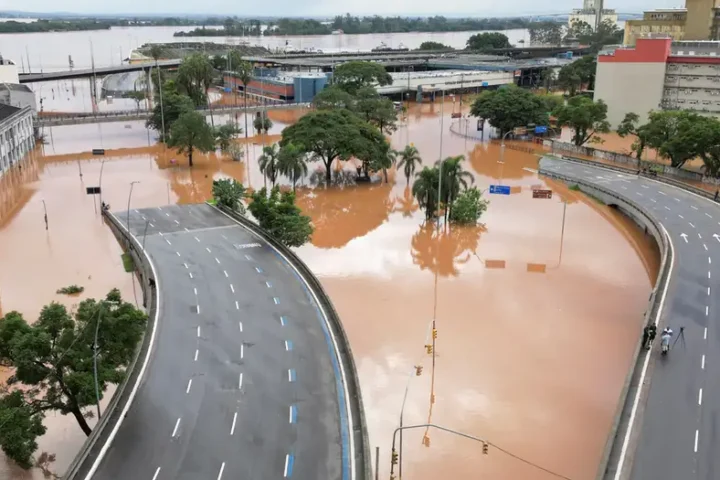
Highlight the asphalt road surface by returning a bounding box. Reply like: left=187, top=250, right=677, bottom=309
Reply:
left=541, top=157, right=720, bottom=480
left=95, top=204, right=346, bottom=480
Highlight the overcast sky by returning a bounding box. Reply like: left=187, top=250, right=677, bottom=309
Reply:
left=0, top=0, right=686, bottom=17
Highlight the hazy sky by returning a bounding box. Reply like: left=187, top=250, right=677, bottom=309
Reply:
left=0, top=0, right=686, bottom=17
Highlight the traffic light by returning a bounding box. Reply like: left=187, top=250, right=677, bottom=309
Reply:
left=482, top=442, right=489, bottom=455
left=432, top=329, right=437, bottom=340
left=391, top=449, right=398, bottom=465
left=415, top=365, right=423, bottom=376
left=425, top=344, right=433, bottom=355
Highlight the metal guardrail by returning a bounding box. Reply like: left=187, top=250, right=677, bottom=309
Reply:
left=539, top=158, right=673, bottom=480
left=38, top=102, right=310, bottom=122
left=63, top=209, right=159, bottom=480
left=211, top=203, right=371, bottom=480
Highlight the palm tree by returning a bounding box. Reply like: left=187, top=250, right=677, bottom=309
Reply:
left=234, top=60, right=254, bottom=142
left=258, top=144, right=280, bottom=188
left=412, top=166, right=439, bottom=220
left=397, top=144, right=422, bottom=185
left=380, top=148, right=397, bottom=183
left=438, top=155, right=474, bottom=221
left=278, top=143, right=308, bottom=192
left=149, top=45, right=165, bottom=141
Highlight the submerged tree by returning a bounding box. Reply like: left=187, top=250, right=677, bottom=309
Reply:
left=0, top=290, right=146, bottom=467
left=212, top=178, right=246, bottom=212
left=248, top=187, right=314, bottom=247
left=277, top=142, right=309, bottom=192
left=397, top=144, right=422, bottom=184
left=166, top=111, right=216, bottom=167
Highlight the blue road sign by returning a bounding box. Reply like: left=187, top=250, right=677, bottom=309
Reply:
left=535, top=125, right=548, bottom=134
left=489, top=185, right=511, bottom=195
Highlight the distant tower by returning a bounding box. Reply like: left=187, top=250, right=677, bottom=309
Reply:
left=594, top=0, right=604, bottom=31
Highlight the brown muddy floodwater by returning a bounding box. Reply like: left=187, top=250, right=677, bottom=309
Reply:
left=0, top=101, right=658, bottom=479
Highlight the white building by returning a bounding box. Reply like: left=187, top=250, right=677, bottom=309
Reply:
left=569, top=0, right=618, bottom=30
left=0, top=55, right=19, bottom=84
left=0, top=84, right=37, bottom=113
left=0, top=104, right=34, bottom=178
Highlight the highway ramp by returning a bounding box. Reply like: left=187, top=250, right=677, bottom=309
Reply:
left=540, top=157, right=720, bottom=480
left=94, top=203, right=349, bottom=480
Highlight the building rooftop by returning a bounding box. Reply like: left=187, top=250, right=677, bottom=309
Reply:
left=0, top=103, right=21, bottom=121
left=0, top=83, right=32, bottom=93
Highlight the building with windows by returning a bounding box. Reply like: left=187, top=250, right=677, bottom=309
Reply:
left=0, top=104, right=34, bottom=178
left=568, top=0, right=617, bottom=30
left=624, top=0, right=720, bottom=45
left=0, top=83, right=37, bottom=112
left=0, top=55, right=19, bottom=84
left=594, top=37, right=720, bottom=127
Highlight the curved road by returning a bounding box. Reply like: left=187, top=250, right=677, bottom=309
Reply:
left=95, top=204, right=349, bottom=480
left=541, top=157, right=720, bottom=480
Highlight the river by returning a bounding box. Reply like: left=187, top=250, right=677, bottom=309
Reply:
left=0, top=25, right=531, bottom=72
left=0, top=100, right=656, bottom=479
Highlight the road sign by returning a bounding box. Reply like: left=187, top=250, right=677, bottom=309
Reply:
left=86, top=186, right=101, bottom=195
left=92, top=149, right=105, bottom=155
left=489, top=185, right=511, bottom=195
left=535, top=126, right=548, bottom=134
left=532, top=189, right=552, bottom=199
left=513, top=127, right=527, bottom=135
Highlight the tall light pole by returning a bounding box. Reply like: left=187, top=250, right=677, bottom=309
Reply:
left=436, top=89, right=445, bottom=231
left=41, top=199, right=48, bottom=230
left=93, top=305, right=104, bottom=419
left=98, top=159, right=106, bottom=210
left=126, top=181, right=140, bottom=234
left=497, top=129, right=516, bottom=186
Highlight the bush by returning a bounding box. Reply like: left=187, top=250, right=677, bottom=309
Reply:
left=212, top=179, right=246, bottom=212
left=248, top=187, right=313, bottom=247
left=449, top=187, right=489, bottom=225
left=121, top=253, right=134, bottom=272
left=56, top=285, right=84, bottom=295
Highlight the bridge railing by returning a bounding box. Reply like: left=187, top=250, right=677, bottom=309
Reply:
left=539, top=156, right=674, bottom=480
left=62, top=208, right=159, bottom=480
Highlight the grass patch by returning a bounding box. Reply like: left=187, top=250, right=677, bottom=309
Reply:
left=207, top=198, right=218, bottom=206
left=121, top=253, right=135, bottom=272
left=569, top=184, right=581, bottom=191
left=56, top=285, right=84, bottom=295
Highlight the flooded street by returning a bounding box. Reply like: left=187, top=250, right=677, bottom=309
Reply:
left=0, top=101, right=657, bottom=479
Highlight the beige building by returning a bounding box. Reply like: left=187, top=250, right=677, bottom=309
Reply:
left=595, top=38, right=720, bottom=127
left=624, top=9, right=688, bottom=45
left=568, top=9, right=618, bottom=29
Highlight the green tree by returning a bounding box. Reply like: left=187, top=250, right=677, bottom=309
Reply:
left=470, top=85, right=548, bottom=136
left=167, top=111, right=216, bottom=167
left=332, top=61, right=392, bottom=95
left=412, top=166, right=440, bottom=220
left=126, top=90, right=146, bottom=111
left=539, top=69, right=556, bottom=90
left=370, top=144, right=397, bottom=183
left=215, top=123, right=241, bottom=153
left=355, top=86, right=398, bottom=134
left=281, top=109, right=376, bottom=185
left=177, top=53, right=215, bottom=124
left=538, top=93, right=563, bottom=114
left=466, top=32, right=511, bottom=50
left=557, top=55, right=597, bottom=96
left=312, top=85, right=356, bottom=111
left=554, top=96, right=610, bottom=146
left=449, top=187, right=489, bottom=225
left=278, top=143, right=308, bottom=192
left=146, top=91, right=194, bottom=141
left=397, top=144, right=422, bottom=184
left=253, top=112, right=273, bottom=135
left=212, top=178, right=246, bottom=212
left=617, top=112, right=646, bottom=159
left=418, top=41, right=452, bottom=50
left=0, top=390, right=46, bottom=468
left=232, top=60, right=254, bottom=141
left=640, top=110, right=707, bottom=168
left=248, top=187, right=314, bottom=247
left=0, top=290, right=146, bottom=461
left=528, top=21, right=564, bottom=45
left=438, top=155, right=474, bottom=221
left=697, top=117, right=720, bottom=178
left=258, top=144, right=280, bottom=188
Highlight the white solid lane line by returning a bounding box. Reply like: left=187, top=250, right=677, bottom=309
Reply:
left=194, top=349, right=198, bottom=362
left=658, top=191, right=667, bottom=196
left=238, top=373, right=243, bottom=389
left=695, top=430, right=699, bottom=453
left=230, top=412, right=238, bottom=435
left=230, top=284, right=235, bottom=293
left=172, top=418, right=181, bottom=437
left=702, top=355, right=706, bottom=369
left=152, top=467, right=161, bottom=480
left=217, top=462, right=226, bottom=480
left=186, top=378, right=192, bottom=394
left=699, top=388, right=703, bottom=406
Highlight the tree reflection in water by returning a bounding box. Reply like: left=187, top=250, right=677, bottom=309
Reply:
left=411, top=221, right=486, bottom=277
left=392, top=186, right=419, bottom=218
left=295, top=169, right=394, bottom=249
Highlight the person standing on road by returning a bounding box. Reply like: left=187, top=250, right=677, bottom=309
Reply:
left=642, top=326, right=650, bottom=349
left=714, top=190, right=719, bottom=202
left=646, top=324, right=657, bottom=349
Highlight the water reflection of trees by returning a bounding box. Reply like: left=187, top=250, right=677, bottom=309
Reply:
left=295, top=180, right=394, bottom=249
left=466, top=142, right=537, bottom=181
left=411, top=222, right=486, bottom=277
left=392, top=186, right=419, bottom=218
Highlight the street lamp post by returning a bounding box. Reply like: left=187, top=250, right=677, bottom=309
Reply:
left=437, top=89, right=445, bottom=231
left=93, top=305, right=104, bottom=419
left=41, top=199, right=48, bottom=230
left=98, top=159, right=106, bottom=211
left=126, top=181, right=140, bottom=236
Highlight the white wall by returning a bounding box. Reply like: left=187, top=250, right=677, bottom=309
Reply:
left=594, top=61, right=668, bottom=127
left=380, top=71, right=513, bottom=94
left=0, top=64, right=19, bottom=84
